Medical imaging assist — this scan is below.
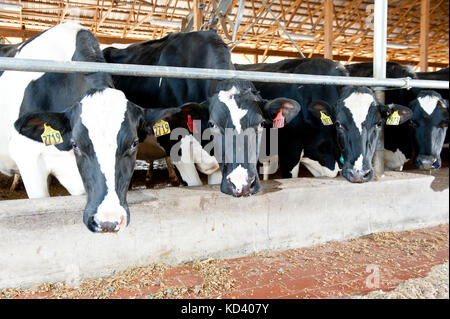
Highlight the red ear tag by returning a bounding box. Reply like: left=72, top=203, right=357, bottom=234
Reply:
left=272, top=110, right=285, bottom=128
left=187, top=115, right=193, bottom=132
left=187, top=115, right=199, bottom=134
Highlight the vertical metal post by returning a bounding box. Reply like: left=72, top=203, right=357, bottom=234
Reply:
left=373, top=0, right=387, bottom=180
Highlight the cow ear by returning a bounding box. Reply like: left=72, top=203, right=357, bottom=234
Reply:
left=383, top=104, right=413, bottom=125
left=14, top=110, right=73, bottom=151
left=139, top=107, right=181, bottom=139
left=262, top=98, right=301, bottom=127
left=308, top=101, right=334, bottom=126
left=438, top=98, right=449, bottom=111
left=176, top=102, right=209, bottom=133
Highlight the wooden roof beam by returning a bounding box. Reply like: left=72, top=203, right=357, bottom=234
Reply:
left=419, top=0, right=430, bottom=71
left=323, top=0, right=333, bottom=59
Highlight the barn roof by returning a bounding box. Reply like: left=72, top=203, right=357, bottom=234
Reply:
left=0, top=0, right=448, bottom=68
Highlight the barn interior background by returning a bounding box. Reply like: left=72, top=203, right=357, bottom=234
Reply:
left=0, top=1, right=449, bottom=297
left=0, top=0, right=448, bottom=69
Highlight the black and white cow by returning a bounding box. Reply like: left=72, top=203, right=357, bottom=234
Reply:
left=103, top=30, right=300, bottom=197
left=346, top=62, right=449, bottom=170
left=417, top=68, right=449, bottom=101
left=331, top=86, right=411, bottom=182
left=235, top=58, right=347, bottom=179
left=0, top=43, right=18, bottom=57
left=416, top=68, right=450, bottom=148
left=0, top=23, right=178, bottom=232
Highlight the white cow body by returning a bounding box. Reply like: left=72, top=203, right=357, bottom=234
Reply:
left=173, top=134, right=221, bottom=186
left=0, top=23, right=85, bottom=198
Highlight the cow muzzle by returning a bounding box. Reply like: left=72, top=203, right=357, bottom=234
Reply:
left=414, top=155, right=441, bottom=170
left=230, top=174, right=259, bottom=197
left=343, top=168, right=373, bottom=183
left=222, top=168, right=261, bottom=197
left=87, top=206, right=128, bottom=233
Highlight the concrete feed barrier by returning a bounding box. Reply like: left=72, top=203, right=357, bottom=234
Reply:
left=0, top=171, right=448, bottom=289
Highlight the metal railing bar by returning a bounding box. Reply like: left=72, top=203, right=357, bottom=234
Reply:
left=0, top=57, right=448, bottom=90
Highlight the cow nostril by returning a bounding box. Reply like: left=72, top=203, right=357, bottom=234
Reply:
left=89, top=216, right=101, bottom=232
left=99, top=221, right=120, bottom=233
left=93, top=215, right=122, bottom=233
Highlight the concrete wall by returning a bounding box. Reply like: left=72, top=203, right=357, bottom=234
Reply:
left=0, top=171, right=448, bottom=289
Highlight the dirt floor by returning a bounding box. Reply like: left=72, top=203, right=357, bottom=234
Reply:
left=1, top=224, right=447, bottom=299
left=354, top=262, right=448, bottom=299
left=1, top=147, right=449, bottom=201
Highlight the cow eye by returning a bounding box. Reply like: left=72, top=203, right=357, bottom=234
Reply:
left=257, top=122, right=264, bottom=132
left=439, top=119, right=449, bottom=128
left=208, top=121, right=218, bottom=129
left=376, top=120, right=383, bottom=128
left=130, top=139, right=139, bottom=152
left=335, top=121, right=344, bottom=131
left=71, top=140, right=80, bottom=153
left=409, top=120, right=418, bottom=128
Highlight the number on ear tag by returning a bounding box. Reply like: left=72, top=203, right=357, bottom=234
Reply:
left=386, top=110, right=401, bottom=126
left=153, top=120, right=171, bottom=137
left=272, top=110, right=285, bottom=128
left=40, top=123, right=63, bottom=146
left=320, top=111, right=333, bottom=126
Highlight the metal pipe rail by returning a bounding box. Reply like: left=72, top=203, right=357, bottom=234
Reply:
left=0, top=57, right=448, bottom=90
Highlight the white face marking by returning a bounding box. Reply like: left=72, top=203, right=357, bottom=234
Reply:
left=344, top=93, right=375, bottom=133
left=418, top=95, right=439, bottom=116
left=80, top=88, right=128, bottom=224
left=227, top=165, right=249, bottom=192
left=353, top=154, right=363, bottom=171
left=218, top=86, right=248, bottom=134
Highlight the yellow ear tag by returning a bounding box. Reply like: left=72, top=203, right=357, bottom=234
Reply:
left=320, top=111, right=333, bottom=126
left=40, top=123, right=63, bottom=146
left=152, top=120, right=171, bottom=137
left=386, top=110, right=401, bottom=126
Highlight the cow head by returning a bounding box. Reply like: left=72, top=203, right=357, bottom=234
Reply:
left=302, top=100, right=342, bottom=177
left=334, top=86, right=412, bottom=183
left=15, top=88, right=179, bottom=233
left=408, top=91, right=449, bottom=170
left=206, top=80, right=300, bottom=197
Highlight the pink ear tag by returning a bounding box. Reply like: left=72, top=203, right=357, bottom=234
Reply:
left=272, top=110, right=285, bottom=128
